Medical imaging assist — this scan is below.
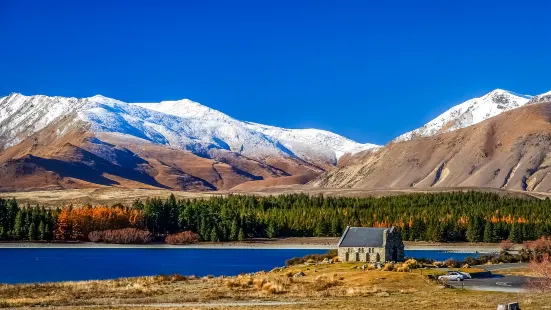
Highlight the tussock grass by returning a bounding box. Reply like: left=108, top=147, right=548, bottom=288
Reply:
left=2, top=263, right=551, bottom=309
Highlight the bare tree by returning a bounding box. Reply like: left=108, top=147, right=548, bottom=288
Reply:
left=527, top=254, right=551, bottom=292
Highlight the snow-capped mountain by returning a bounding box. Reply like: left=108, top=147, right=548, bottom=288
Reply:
left=243, top=122, right=379, bottom=161
left=394, top=89, right=533, bottom=142
left=134, top=99, right=379, bottom=163
left=528, top=90, right=551, bottom=104
left=0, top=93, right=378, bottom=165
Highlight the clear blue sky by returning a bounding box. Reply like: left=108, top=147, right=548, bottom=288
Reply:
left=1, top=0, right=550, bottom=144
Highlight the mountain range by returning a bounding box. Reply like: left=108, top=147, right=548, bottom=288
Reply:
left=0, top=93, right=377, bottom=191
left=312, top=89, right=551, bottom=192
left=1, top=88, right=550, bottom=192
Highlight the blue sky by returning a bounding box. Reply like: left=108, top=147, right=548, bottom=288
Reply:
left=1, top=0, right=550, bottom=145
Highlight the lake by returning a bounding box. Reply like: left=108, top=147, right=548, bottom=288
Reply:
left=0, top=248, right=486, bottom=284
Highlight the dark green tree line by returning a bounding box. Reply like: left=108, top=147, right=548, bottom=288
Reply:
left=0, top=199, right=56, bottom=241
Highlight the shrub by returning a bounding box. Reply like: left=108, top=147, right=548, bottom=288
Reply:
left=463, top=256, right=478, bottom=266
left=527, top=254, right=551, bottom=292
left=285, top=250, right=337, bottom=266
left=444, top=259, right=459, bottom=268
left=432, top=261, right=445, bottom=268
left=403, top=258, right=419, bottom=268
left=412, top=257, right=435, bottom=264
left=500, top=240, right=514, bottom=251
left=396, top=265, right=410, bottom=272
left=383, top=262, right=394, bottom=271
left=165, top=231, right=200, bottom=245
left=311, top=275, right=340, bottom=291
left=87, top=228, right=152, bottom=244
left=88, top=230, right=103, bottom=242
left=492, top=251, right=520, bottom=264
left=525, top=237, right=551, bottom=260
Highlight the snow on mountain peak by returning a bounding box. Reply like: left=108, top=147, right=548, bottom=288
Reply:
left=244, top=122, right=379, bottom=160
left=87, top=94, right=123, bottom=104
left=484, top=88, right=532, bottom=100
left=528, top=90, right=551, bottom=104
left=134, top=99, right=230, bottom=122
left=394, top=89, right=533, bottom=142
left=0, top=93, right=377, bottom=165
left=133, top=99, right=379, bottom=162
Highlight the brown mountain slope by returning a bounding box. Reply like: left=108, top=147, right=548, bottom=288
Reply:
left=0, top=115, right=323, bottom=191
left=311, top=101, right=551, bottom=192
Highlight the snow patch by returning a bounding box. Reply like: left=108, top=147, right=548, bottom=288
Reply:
left=395, top=89, right=533, bottom=142
left=0, top=93, right=379, bottom=164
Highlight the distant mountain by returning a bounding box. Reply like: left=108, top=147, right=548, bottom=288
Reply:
left=312, top=93, right=551, bottom=192
left=528, top=90, right=551, bottom=104
left=0, top=93, right=378, bottom=191
left=394, top=89, right=532, bottom=142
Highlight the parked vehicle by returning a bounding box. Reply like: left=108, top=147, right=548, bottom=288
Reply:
left=438, top=271, right=468, bottom=281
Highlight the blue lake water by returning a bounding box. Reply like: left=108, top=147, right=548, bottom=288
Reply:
left=0, top=248, right=486, bottom=284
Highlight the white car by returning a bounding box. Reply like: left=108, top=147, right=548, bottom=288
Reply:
left=438, top=272, right=468, bottom=281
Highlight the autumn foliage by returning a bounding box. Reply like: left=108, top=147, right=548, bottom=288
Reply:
left=525, top=237, right=551, bottom=257
left=88, top=228, right=152, bottom=244
left=55, top=206, right=144, bottom=241
left=165, top=231, right=200, bottom=245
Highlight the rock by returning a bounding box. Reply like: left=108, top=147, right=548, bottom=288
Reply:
left=497, top=303, right=520, bottom=310
left=293, top=272, right=305, bottom=278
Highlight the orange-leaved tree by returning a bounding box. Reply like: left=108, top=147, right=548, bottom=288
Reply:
left=54, top=206, right=145, bottom=240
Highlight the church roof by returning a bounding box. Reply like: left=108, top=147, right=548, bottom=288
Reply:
left=337, top=226, right=394, bottom=247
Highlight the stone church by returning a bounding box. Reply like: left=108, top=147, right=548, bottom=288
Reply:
left=337, top=226, right=404, bottom=262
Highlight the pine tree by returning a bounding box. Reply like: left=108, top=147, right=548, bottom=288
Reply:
left=237, top=228, right=245, bottom=241
left=509, top=222, right=521, bottom=244
left=430, top=221, right=445, bottom=242
left=265, top=220, right=277, bottom=239
left=28, top=222, right=37, bottom=241
left=44, top=223, right=51, bottom=240
left=330, top=217, right=342, bottom=237
left=38, top=220, right=45, bottom=241
left=210, top=226, right=219, bottom=242
left=483, top=221, right=497, bottom=243
left=199, top=216, right=209, bottom=241
left=13, top=210, right=23, bottom=240
left=466, top=216, right=483, bottom=243
left=314, top=219, right=330, bottom=237
left=230, top=219, right=239, bottom=241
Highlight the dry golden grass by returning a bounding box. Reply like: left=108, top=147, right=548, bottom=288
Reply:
left=0, top=186, right=544, bottom=208
left=493, top=267, right=540, bottom=277
left=1, top=263, right=551, bottom=309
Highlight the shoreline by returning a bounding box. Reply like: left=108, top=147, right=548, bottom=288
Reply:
left=0, top=238, right=504, bottom=253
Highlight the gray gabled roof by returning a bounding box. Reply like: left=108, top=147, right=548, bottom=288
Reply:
left=337, top=226, right=393, bottom=247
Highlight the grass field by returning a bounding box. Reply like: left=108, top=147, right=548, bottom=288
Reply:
left=0, top=186, right=543, bottom=208
left=0, top=262, right=548, bottom=309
